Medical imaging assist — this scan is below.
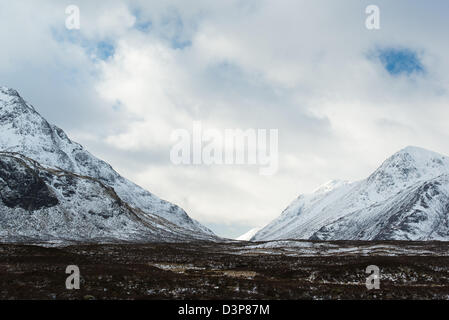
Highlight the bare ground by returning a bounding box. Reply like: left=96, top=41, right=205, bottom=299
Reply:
left=1, top=240, right=449, bottom=300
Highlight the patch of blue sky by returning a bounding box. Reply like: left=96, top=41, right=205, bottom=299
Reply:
left=51, top=27, right=115, bottom=61
left=95, top=41, right=115, bottom=60
left=51, top=26, right=82, bottom=44
left=375, top=48, right=424, bottom=76
left=130, top=7, right=152, bottom=32
left=112, top=100, right=123, bottom=111
left=135, top=20, right=152, bottom=32
left=171, top=38, right=192, bottom=50
left=129, top=6, right=192, bottom=49
left=160, top=9, right=193, bottom=50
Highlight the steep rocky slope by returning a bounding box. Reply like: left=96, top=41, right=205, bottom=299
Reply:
left=253, top=146, right=449, bottom=241
left=0, top=86, right=215, bottom=242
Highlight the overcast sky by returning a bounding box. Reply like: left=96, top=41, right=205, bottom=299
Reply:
left=1, top=0, right=449, bottom=238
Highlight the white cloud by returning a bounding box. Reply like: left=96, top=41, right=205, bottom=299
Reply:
left=1, top=0, right=449, bottom=237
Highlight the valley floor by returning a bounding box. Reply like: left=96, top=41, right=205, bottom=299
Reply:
left=1, top=240, right=449, bottom=299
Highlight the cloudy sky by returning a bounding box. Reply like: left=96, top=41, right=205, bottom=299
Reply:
left=1, top=0, right=449, bottom=238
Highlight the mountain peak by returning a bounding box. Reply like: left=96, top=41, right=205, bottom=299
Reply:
left=254, top=146, right=449, bottom=242
left=0, top=86, right=35, bottom=113
left=0, top=87, right=215, bottom=242
left=0, top=86, right=19, bottom=97
left=1, top=86, right=20, bottom=103
left=396, top=145, right=446, bottom=159
left=367, top=146, right=449, bottom=188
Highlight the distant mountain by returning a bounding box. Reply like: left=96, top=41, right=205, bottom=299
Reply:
left=253, top=146, right=449, bottom=241
left=236, top=227, right=262, bottom=241
left=0, top=86, right=216, bottom=242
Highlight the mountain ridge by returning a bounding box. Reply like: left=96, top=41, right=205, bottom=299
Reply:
left=252, top=146, right=449, bottom=241
left=0, top=86, right=215, bottom=242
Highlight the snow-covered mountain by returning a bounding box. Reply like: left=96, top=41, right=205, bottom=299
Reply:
left=236, top=227, right=262, bottom=241
left=0, top=86, right=215, bottom=242
left=253, top=146, right=449, bottom=241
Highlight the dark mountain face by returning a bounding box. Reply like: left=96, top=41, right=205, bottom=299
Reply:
left=0, top=155, right=59, bottom=210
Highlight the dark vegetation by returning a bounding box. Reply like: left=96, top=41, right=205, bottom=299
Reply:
left=1, top=241, right=449, bottom=300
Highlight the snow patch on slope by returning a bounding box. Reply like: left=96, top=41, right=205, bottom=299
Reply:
left=236, top=227, right=263, bottom=241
